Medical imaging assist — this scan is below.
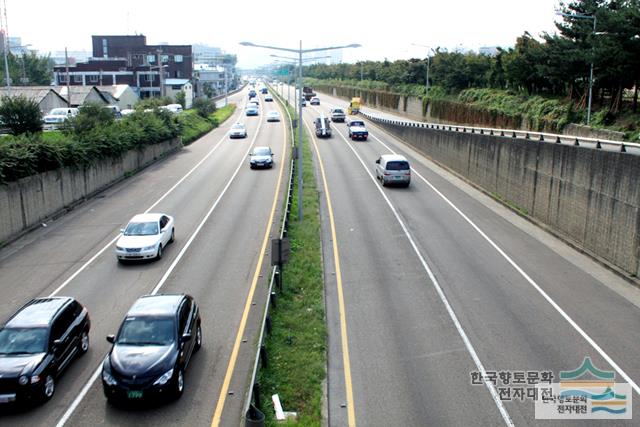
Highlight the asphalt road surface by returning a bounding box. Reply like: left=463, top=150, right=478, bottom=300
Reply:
left=292, top=86, right=640, bottom=426
left=0, top=87, right=290, bottom=427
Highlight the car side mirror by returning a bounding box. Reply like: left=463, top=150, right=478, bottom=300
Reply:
left=53, top=339, right=63, bottom=348
left=106, top=334, right=115, bottom=344
left=375, top=159, right=380, bottom=164
left=181, top=333, right=192, bottom=343
left=120, top=228, right=125, bottom=233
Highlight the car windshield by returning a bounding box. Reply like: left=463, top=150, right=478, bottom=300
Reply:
left=333, top=109, right=344, bottom=114
left=386, top=161, right=410, bottom=171
left=253, top=148, right=271, bottom=156
left=49, top=109, right=67, bottom=116
left=351, top=121, right=365, bottom=127
left=269, top=112, right=279, bottom=116
left=232, top=124, right=244, bottom=129
left=124, top=221, right=159, bottom=236
left=0, top=328, right=47, bottom=355
left=116, top=316, right=175, bottom=346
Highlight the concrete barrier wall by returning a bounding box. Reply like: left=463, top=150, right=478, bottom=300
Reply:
left=0, top=138, right=181, bottom=245
left=373, top=121, right=640, bottom=278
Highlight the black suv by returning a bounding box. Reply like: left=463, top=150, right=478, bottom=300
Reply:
left=102, top=294, right=201, bottom=403
left=0, top=297, right=90, bottom=404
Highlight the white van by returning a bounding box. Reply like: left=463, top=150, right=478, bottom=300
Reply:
left=375, top=154, right=411, bottom=187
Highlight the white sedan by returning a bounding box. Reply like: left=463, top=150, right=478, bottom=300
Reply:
left=266, top=111, right=281, bottom=122
left=230, top=122, right=247, bottom=138
left=115, top=213, right=175, bottom=262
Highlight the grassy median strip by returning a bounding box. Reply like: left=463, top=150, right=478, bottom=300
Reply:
left=257, top=102, right=326, bottom=426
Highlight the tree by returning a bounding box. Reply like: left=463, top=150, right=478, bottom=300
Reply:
left=175, top=91, right=186, bottom=109
left=0, top=95, right=42, bottom=134
left=0, top=52, right=53, bottom=86
left=192, top=97, right=216, bottom=118
left=64, top=102, right=114, bottom=137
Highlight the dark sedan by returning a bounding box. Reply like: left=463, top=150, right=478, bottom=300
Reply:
left=102, top=294, right=201, bottom=403
left=0, top=297, right=90, bottom=405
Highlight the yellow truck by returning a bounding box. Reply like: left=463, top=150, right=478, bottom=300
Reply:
left=347, top=97, right=361, bottom=115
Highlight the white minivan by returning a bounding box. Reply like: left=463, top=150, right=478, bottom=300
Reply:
left=375, top=154, right=411, bottom=187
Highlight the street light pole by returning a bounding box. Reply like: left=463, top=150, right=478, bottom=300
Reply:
left=412, top=43, right=435, bottom=99
left=240, top=41, right=361, bottom=221
left=556, top=11, right=597, bottom=125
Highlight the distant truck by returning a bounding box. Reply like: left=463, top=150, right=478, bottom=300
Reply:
left=302, top=86, right=316, bottom=101
left=347, top=97, right=361, bottom=115
left=347, top=119, right=368, bottom=140
left=315, top=115, right=332, bottom=138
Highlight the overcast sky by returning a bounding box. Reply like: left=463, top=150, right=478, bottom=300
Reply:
left=6, top=0, right=562, bottom=68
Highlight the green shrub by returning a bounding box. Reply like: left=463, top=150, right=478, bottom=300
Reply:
left=0, top=95, right=43, bottom=135
left=192, top=97, right=217, bottom=118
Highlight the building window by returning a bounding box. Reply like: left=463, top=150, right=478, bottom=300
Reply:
left=145, top=74, right=153, bottom=82
left=171, top=85, right=182, bottom=90
left=161, top=55, right=169, bottom=63
left=89, top=74, right=98, bottom=83
left=175, top=70, right=182, bottom=78
left=147, top=55, right=155, bottom=63
left=102, top=38, right=108, bottom=58
left=73, top=75, right=82, bottom=83
left=58, top=74, right=67, bottom=83
left=174, top=55, right=183, bottom=63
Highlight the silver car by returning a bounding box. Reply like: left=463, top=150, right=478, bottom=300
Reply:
left=375, top=154, right=411, bottom=187
left=230, top=123, right=247, bottom=138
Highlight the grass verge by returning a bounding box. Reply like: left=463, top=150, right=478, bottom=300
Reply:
left=257, top=99, right=326, bottom=426
left=179, top=104, right=236, bottom=144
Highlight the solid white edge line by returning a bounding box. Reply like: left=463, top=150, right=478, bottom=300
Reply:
left=54, top=99, right=261, bottom=427
left=368, top=131, right=640, bottom=396
left=326, top=119, right=514, bottom=425
left=47, top=99, right=245, bottom=298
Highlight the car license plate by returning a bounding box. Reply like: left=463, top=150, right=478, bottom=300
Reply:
left=0, top=394, right=16, bottom=403
left=127, top=390, right=143, bottom=399
left=394, top=176, right=402, bottom=179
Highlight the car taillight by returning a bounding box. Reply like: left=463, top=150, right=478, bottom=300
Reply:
left=384, top=172, right=390, bottom=176
left=405, top=172, right=411, bottom=176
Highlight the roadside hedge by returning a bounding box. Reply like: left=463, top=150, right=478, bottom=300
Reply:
left=0, top=109, right=182, bottom=184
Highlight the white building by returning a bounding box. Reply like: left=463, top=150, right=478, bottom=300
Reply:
left=164, top=78, right=193, bottom=108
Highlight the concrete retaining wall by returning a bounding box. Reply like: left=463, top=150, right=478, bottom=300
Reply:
left=371, top=120, right=640, bottom=278
left=0, top=137, right=182, bottom=245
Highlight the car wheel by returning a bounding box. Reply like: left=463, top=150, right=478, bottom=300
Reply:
left=173, top=369, right=184, bottom=399
left=43, top=375, right=55, bottom=401
left=194, top=323, right=202, bottom=352
left=79, top=329, right=89, bottom=355
left=381, top=177, right=386, bottom=187
left=156, top=244, right=163, bottom=260
left=169, top=228, right=175, bottom=244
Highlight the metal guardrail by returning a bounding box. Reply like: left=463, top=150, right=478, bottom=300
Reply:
left=360, top=111, right=640, bottom=153
left=242, top=85, right=296, bottom=426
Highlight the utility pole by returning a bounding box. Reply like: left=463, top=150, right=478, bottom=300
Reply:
left=65, top=47, right=71, bottom=107
left=157, top=49, right=164, bottom=97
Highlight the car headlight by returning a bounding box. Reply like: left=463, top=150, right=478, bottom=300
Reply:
left=116, top=246, right=124, bottom=251
left=142, top=245, right=156, bottom=251
left=153, top=368, right=174, bottom=386
left=31, top=375, right=41, bottom=384
left=102, top=370, right=117, bottom=386
left=18, top=375, right=28, bottom=385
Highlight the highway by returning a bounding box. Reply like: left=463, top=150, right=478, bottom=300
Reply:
left=289, top=85, right=640, bottom=426
left=0, top=87, right=290, bottom=426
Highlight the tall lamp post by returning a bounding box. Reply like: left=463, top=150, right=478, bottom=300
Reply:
left=557, top=11, right=597, bottom=125
left=241, top=41, right=360, bottom=221
left=272, top=55, right=332, bottom=116
left=412, top=43, right=436, bottom=99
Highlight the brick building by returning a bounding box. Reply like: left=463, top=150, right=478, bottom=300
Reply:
left=53, top=35, right=192, bottom=99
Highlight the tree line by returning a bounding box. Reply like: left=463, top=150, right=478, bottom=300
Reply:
left=302, top=0, right=640, bottom=113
